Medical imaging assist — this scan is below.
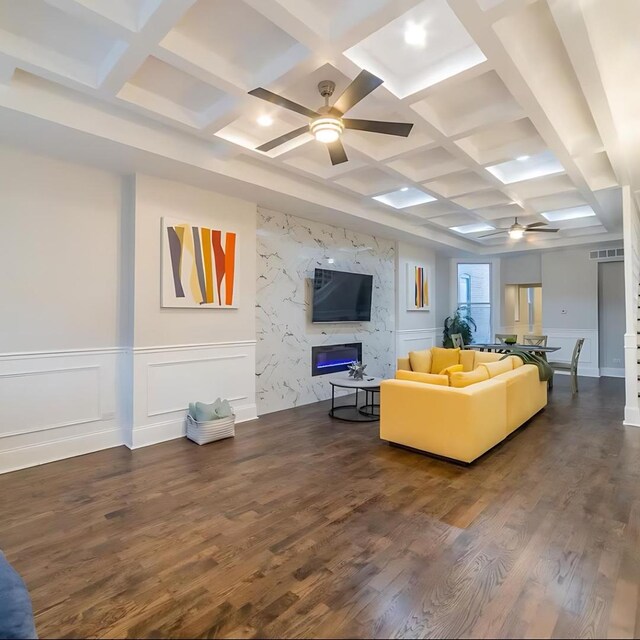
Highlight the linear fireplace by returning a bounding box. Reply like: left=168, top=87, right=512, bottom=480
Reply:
left=311, top=343, right=362, bottom=377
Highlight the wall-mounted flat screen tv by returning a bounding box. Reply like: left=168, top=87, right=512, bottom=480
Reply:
left=312, top=268, right=373, bottom=323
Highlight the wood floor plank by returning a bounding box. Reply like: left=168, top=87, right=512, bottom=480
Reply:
left=0, top=376, right=638, bottom=638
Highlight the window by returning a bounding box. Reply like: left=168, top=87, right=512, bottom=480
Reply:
left=457, top=263, right=491, bottom=343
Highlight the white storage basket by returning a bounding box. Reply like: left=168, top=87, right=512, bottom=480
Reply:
left=186, top=413, right=235, bottom=445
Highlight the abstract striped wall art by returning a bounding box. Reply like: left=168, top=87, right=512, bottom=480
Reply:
left=407, top=263, right=431, bottom=311
left=162, top=217, right=238, bottom=308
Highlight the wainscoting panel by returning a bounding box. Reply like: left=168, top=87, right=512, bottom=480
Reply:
left=131, top=341, right=257, bottom=449
left=396, top=328, right=440, bottom=361
left=543, top=328, right=599, bottom=377
left=0, top=349, right=123, bottom=473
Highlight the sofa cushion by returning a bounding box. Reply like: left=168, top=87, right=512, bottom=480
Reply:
left=408, top=349, right=432, bottom=374
left=397, top=356, right=411, bottom=371
left=449, top=367, right=490, bottom=388
left=431, top=347, right=460, bottom=374
left=459, top=350, right=475, bottom=372
left=479, top=359, right=513, bottom=378
left=396, top=370, right=449, bottom=386
left=509, top=355, right=524, bottom=368
left=473, top=351, right=503, bottom=365
left=439, top=364, right=464, bottom=377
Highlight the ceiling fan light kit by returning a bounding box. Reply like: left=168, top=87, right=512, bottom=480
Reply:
left=508, top=224, right=525, bottom=240
left=248, top=69, right=413, bottom=165
left=310, top=115, right=344, bottom=143
left=478, top=217, right=559, bottom=240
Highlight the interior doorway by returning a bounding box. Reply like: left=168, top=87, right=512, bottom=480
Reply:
left=598, top=261, right=624, bottom=377
left=504, top=283, right=542, bottom=338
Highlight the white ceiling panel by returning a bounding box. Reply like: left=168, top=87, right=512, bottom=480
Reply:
left=343, top=0, right=486, bottom=98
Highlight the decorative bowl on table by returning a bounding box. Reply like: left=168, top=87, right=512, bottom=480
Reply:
left=504, top=338, right=517, bottom=345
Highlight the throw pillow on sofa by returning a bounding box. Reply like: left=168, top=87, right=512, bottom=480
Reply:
left=479, top=359, right=513, bottom=378
left=459, top=350, right=475, bottom=371
left=431, top=347, right=460, bottom=374
left=439, top=364, right=464, bottom=376
left=449, top=367, right=490, bottom=388
left=396, top=370, right=449, bottom=386
left=408, top=349, right=432, bottom=373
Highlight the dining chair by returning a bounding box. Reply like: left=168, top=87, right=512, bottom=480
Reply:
left=548, top=338, right=585, bottom=394
left=523, top=334, right=548, bottom=347
left=495, top=333, right=517, bottom=344
left=451, top=333, right=464, bottom=349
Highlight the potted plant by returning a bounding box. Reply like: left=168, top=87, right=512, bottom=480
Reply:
left=442, top=305, right=477, bottom=348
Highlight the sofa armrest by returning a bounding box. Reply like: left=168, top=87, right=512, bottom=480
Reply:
left=380, top=378, right=508, bottom=463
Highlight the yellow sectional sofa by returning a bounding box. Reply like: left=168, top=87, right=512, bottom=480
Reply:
left=380, top=347, right=547, bottom=463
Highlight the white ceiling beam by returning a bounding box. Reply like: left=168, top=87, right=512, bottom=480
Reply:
left=448, top=0, right=607, bottom=224
left=0, top=57, right=16, bottom=85
left=547, top=0, right=629, bottom=187
left=98, top=0, right=197, bottom=96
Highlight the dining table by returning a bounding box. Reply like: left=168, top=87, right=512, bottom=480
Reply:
left=468, top=343, right=560, bottom=357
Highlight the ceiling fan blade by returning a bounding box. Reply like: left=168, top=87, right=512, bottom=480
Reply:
left=525, top=221, right=548, bottom=228
left=343, top=118, right=413, bottom=137
left=332, top=70, right=384, bottom=115
left=478, top=230, right=507, bottom=238
left=526, top=228, right=559, bottom=233
left=255, top=125, right=309, bottom=152
left=327, top=139, right=348, bottom=165
left=248, top=88, right=319, bottom=119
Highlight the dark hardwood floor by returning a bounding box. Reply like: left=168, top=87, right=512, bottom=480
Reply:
left=1, top=376, right=639, bottom=638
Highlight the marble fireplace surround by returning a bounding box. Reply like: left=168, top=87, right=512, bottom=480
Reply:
left=256, top=208, right=395, bottom=415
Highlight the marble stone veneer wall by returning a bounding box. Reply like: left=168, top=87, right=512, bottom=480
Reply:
left=256, top=208, right=395, bottom=415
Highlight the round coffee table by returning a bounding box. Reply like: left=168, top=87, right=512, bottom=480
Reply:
left=328, top=373, right=383, bottom=422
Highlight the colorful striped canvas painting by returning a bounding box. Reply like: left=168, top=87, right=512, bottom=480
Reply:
left=162, top=218, right=238, bottom=308
left=407, top=263, right=430, bottom=311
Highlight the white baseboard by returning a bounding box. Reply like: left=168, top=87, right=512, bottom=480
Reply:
left=624, top=405, right=640, bottom=427
left=0, top=428, right=122, bottom=474
left=129, top=405, right=258, bottom=450
left=600, top=367, right=625, bottom=378
left=553, top=367, right=600, bottom=378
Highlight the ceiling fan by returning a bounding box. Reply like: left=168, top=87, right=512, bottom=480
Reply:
left=479, top=218, right=560, bottom=240
left=248, top=70, right=414, bottom=166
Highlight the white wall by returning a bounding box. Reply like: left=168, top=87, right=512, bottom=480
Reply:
left=0, top=149, right=260, bottom=472
left=395, top=241, right=440, bottom=356
left=256, top=208, right=395, bottom=415
left=128, top=175, right=258, bottom=447
left=0, top=146, right=122, bottom=352
left=132, top=175, right=257, bottom=347
left=542, top=248, right=599, bottom=376
left=0, top=146, right=123, bottom=472
left=500, top=253, right=541, bottom=286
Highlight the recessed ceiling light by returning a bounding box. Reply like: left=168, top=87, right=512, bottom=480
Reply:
left=404, top=21, right=426, bottom=47
left=541, top=205, right=596, bottom=222
left=449, top=223, right=494, bottom=234
left=373, top=187, right=436, bottom=209
left=485, top=150, right=564, bottom=184
left=257, top=115, right=273, bottom=127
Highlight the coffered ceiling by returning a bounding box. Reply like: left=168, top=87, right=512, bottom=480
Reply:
left=0, top=0, right=634, bottom=254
